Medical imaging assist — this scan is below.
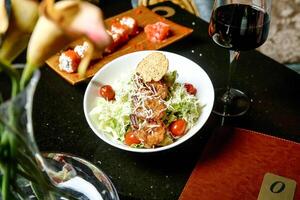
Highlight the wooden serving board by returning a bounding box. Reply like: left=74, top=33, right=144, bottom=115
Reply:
left=46, top=6, right=193, bottom=85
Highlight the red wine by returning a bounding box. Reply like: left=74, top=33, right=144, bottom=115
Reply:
left=209, top=4, right=270, bottom=51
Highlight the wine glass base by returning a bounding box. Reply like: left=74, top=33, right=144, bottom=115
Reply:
left=213, top=88, right=250, bottom=117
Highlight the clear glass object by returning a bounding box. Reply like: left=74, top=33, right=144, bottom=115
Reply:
left=131, top=0, right=139, bottom=7
left=0, top=64, right=119, bottom=199
left=208, top=0, right=272, bottom=117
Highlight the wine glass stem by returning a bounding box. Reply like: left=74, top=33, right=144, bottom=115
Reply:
left=223, top=50, right=240, bottom=104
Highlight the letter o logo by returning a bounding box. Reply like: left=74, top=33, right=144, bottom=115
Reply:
left=270, top=181, right=286, bottom=193
left=152, top=6, right=176, bottom=18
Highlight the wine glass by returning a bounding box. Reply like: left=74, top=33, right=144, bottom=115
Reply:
left=131, top=0, right=138, bottom=7
left=208, top=0, right=271, bottom=117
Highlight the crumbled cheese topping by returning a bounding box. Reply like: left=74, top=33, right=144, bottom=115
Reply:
left=74, top=42, right=89, bottom=58
left=130, top=74, right=167, bottom=128
left=120, top=17, right=135, bottom=28
left=112, top=32, right=121, bottom=41
left=58, top=53, right=73, bottom=73
left=111, top=24, right=126, bottom=35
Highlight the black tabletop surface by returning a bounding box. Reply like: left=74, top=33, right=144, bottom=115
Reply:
left=25, top=1, right=300, bottom=200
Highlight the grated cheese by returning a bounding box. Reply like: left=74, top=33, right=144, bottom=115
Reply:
left=120, top=17, right=135, bottom=28
left=74, top=42, right=89, bottom=58
left=58, top=53, right=74, bottom=73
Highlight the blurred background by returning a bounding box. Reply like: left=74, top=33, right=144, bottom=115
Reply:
left=131, top=0, right=300, bottom=74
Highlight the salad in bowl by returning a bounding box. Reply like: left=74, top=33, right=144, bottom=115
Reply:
left=84, top=50, right=214, bottom=152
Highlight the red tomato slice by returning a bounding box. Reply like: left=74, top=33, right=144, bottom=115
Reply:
left=184, top=83, right=197, bottom=95
left=99, top=85, right=115, bottom=101
left=125, top=131, right=141, bottom=146
left=169, top=119, right=187, bottom=137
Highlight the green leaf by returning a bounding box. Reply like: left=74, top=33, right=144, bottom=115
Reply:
left=0, top=122, right=4, bottom=135
left=163, top=71, right=178, bottom=87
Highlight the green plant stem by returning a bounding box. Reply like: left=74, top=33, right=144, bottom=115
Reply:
left=0, top=58, right=20, bottom=160
left=16, top=167, right=37, bottom=182
left=0, top=59, right=20, bottom=200
left=1, top=132, right=13, bottom=200
left=0, top=59, right=19, bottom=96
left=2, top=165, right=10, bottom=200
left=0, top=131, right=15, bottom=199
left=20, top=62, right=37, bottom=90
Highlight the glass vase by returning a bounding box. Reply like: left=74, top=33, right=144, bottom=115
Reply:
left=0, top=64, right=119, bottom=200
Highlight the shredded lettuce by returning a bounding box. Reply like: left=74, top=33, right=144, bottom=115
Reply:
left=89, top=74, right=133, bottom=142
left=165, top=83, right=202, bottom=130
left=90, top=97, right=131, bottom=142
left=163, top=70, right=177, bottom=87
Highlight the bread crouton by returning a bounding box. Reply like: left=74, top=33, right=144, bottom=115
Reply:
left=136, top=52, right=169, bottom=82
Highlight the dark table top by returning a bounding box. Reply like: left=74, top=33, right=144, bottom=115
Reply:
left=25, top=1, right=300, bottom=200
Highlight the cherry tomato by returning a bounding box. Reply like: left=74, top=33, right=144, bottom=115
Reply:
left=169, top=119, right=187, bottom=137
left=184, top=83, right=197, bottom=95
left=124, top=131, right=141, bottom=146
left=99, top=85, right=115, bottom=101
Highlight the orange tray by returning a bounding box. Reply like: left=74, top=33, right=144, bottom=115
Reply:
left=46, top=6, right=193, bottom=85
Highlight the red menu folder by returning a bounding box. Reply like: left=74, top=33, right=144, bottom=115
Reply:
left=179, top=128, right=300, bottom=200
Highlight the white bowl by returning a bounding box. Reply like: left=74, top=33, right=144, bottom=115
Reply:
left=83, top=50, right=214, bottom=153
